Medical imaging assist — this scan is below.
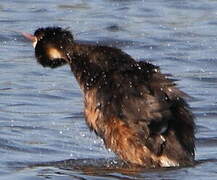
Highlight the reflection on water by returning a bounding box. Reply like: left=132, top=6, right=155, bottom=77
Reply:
left=5, top=158, right=217, bottom=180
left=1, top=0, right=217, bottom=179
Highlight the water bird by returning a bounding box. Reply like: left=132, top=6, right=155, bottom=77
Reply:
left=22, top=27, right=195, bottom=168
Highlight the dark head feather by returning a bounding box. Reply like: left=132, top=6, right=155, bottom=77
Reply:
left=34, top=27, right=74, bottom=68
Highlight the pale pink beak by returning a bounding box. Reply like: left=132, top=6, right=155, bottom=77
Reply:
left=22, top=32, right=37, bottom=48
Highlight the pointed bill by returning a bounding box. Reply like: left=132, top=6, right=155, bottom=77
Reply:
left=21, top=32, right=37, bottom=48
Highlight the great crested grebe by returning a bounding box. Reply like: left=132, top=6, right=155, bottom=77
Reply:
left=22, top=27, right=195, bottom=168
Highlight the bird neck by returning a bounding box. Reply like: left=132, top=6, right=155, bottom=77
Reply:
left=66, top=43, right=92, bottom=60
left=66, top=43, right=100, bottom=90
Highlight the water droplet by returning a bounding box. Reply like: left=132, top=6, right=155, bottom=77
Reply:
left=168, top=88, right=172, bottom=92
left=153, top=68, right=158, bottom=72
left=10, top=120, right=14, bottom=127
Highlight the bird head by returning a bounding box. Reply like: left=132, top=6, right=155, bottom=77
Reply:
left=22, top=27, right=74, bottom=68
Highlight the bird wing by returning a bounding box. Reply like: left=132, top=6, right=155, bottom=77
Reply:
left=97, top=61, right=192, bottom=155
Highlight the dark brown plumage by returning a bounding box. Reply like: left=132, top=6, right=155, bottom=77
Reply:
left=23, top=27, right=195, bottom=168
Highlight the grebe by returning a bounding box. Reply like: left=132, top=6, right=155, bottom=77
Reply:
left=22, top=27, right=195, bottom=168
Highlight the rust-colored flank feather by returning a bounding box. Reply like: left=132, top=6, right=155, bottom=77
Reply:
left=23, top=27, right=195, bottom=168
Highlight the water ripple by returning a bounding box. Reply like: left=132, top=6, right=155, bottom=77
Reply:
left=0, top=0, right=217, bottom=179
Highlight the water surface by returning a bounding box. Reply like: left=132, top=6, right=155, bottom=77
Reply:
left=1, top=0, right=217, bottom=179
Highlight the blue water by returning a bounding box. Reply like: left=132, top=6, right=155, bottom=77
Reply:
left=1, top=0, right=217, bottom=179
